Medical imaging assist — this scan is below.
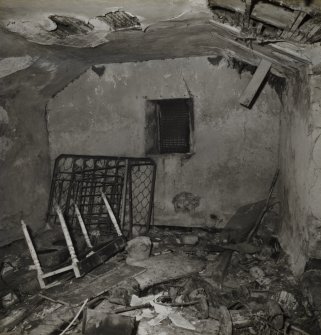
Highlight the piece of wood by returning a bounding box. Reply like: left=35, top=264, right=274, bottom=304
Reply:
left=115, top=303, right=152, bottom=314
left=58, top=299, right=88, bottom=335
left=21, top=220, right=45, bottom=288
left=239, top=59, right=272, bottom=108
left=246, top=169, right=279, bottom=242
left=73, top=202, right=93, bottom=248
left=101, top=192, right=122, bottom=236
left=45, top=263, right=145, bottom=306
left=77, top=236, right=126, bottom=275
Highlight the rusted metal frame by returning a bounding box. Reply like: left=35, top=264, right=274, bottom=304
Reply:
left=146, top=162, right=157, bottom=232
left=120, top=159, right=129, bottom=230
left=86, top=159, right=98, bottom=227
left=128, top=162, right=134, bottom=238
left=64, top=157, right=76, bottom=224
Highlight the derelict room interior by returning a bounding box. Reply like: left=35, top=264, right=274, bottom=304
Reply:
left=1, top=0, right=321, bottom=334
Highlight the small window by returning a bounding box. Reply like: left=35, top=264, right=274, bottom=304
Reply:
left=145, top=98, right=193, bottom=155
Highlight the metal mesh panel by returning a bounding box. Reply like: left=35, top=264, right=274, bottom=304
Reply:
left=47, top=155, right=156, bottom=240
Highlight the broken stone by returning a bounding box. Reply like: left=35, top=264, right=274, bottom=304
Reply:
left=189, top=288, right=209, bottom=319
left=249, top=266, right=271, bottom=287
left=266, top=300, right=284, bottom=330
left=229, top=309, right=252, bottom=328
left=126, top=236, right=151, bottom=265
left=109, top=287, right=132, bottom=306
left=301, top=270, right=321, bottom=312
left=180, top=235, right=199, bottom=245
left=1, top=292, right=19, bottom=308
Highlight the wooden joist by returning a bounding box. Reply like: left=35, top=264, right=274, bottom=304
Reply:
left=239, top=59, right=272, bottom=108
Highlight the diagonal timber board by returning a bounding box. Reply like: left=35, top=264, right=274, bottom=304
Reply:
left=239, top=59, right=272, bottom=108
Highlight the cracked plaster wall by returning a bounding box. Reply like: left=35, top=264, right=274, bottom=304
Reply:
left=279, top=68, right=321, bottom=275
left=47, top=56, right=282, bottom=228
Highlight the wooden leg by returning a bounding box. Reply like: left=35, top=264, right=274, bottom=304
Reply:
left=73, top=202, right=93, bottom=249
left=55, top=205, right=80, bottom=277
left=21, top=220, right=46, bottom=289
left=101, top=192, right=122, bottom=237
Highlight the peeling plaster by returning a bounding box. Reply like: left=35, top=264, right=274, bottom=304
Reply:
left=0, top=0, right=211, bottom=47
left=0, top=56, right=34, bottom=79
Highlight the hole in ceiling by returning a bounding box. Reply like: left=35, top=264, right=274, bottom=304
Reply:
left=97, top=10, right=141, bottom=31
left=49, top=15, right=94, bottom=38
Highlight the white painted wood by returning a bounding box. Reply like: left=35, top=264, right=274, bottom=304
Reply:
left=101, top=192, right=122, bottom=236
left=74, top=202, right=93, bottom=248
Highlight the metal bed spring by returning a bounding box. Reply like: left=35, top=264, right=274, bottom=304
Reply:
left=46, top=154, right=156, bottom=240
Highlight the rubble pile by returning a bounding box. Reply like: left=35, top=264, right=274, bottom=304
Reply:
left=1, top=201, right=321, bottom=335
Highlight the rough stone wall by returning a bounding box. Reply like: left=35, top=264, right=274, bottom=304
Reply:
left=47, top=56, right=282, bottom=229
left=279, top=67, right=321, bottom=275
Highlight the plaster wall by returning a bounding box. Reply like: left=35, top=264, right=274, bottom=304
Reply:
left=47, top=56, right=282, bottom=228
left=280, top=70, right=321, bottom=274
left=0, top=69, right=51, bottom=246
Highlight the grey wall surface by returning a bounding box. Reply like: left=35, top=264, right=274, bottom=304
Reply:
left=279, top=70, right=321, bottom=275
left=47, top=56, right=282, bottom=229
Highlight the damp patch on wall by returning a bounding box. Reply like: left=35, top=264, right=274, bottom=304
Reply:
left=172, top=192, right=201, bottom=213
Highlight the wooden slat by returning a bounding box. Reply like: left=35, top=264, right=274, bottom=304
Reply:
left=239, top=59, right=272, bottom=108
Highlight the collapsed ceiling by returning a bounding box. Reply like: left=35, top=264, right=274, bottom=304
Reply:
left=209, top=0, right=321, bottom=44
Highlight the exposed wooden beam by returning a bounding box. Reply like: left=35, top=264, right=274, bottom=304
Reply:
left=239, top=59, right=272, bottom=108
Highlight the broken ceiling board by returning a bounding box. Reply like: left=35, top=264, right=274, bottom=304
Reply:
left=281, top=11, right=306, bottom=38
left=133, top=253, right=206, bottom=290
left=98, top=10, right=141, bottom=31
left=239, top=59, right=272, bottom=108
left=251, top=2, right=294, bottom=29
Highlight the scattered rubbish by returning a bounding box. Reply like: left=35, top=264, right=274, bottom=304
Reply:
left=250, top=266, right=271, bottom=287
left=1, top=292, right=19, bottom=308
left=1, top=169, right=319, bottom=335
left=59, top=298, right=88, bottom=335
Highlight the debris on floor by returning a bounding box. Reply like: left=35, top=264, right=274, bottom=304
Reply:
left=1, top=179, right=321, bottom=335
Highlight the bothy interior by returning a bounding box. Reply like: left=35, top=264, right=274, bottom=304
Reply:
left=1, top=0, right=321, bottom=334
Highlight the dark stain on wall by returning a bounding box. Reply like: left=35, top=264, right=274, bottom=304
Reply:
left=173, top=192, right=201, bottom=213
left=207, top=56, right=224, bottom=66
left=92, top=65, right=106, bottom=77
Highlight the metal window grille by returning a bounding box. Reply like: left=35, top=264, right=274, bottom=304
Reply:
left=157, top=99, right=191, bottom=154
left=47, top=155, right=156, bottom=241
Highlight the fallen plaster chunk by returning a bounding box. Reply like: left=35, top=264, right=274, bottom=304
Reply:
left=168, top=312, right=196, bottom=331
left=0, top=56, right=34, bottom=79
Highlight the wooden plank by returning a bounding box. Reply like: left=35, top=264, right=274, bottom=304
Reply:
left=78, top=236, right=126, bottom=275
left=239, top=59, right=272, bottom=108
